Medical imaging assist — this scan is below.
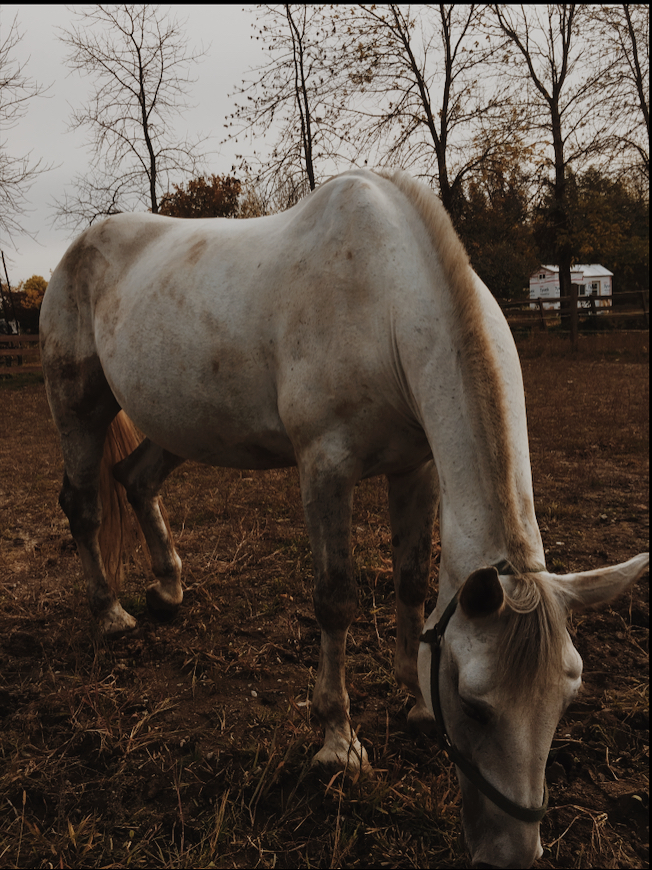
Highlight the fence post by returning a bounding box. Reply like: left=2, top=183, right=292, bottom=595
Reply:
left=641, top=291, right=648, bottom=327
left=1, top=250, right=19, bottom=334
left=570, top=284, right=578, bottom=350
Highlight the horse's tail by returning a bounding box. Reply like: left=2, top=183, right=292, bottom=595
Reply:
left=98, top=411, right=148, bottom=592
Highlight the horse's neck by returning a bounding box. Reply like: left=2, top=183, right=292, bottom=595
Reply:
left=406, top=292, right=544, bottom=587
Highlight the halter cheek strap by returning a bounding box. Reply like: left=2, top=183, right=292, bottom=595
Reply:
left=420, top=577, right=549, bottom=824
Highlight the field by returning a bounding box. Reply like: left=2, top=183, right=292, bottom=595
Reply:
left=0, top=333, right=649, bottom=869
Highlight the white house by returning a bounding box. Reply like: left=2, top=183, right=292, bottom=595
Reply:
left=529, top=264, right=613, bottom=310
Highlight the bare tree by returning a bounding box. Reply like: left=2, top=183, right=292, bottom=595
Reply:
left=53, top=4, right=209, bottom=230
left=229, top=6, right=525, bottom=218
left=227, top=5, right=347, bottom=208
left=492, top=4, right=617, bottom=348
left=333, top=5, right=523, bottom=220
left=593, top=4, right=649, bottom=181
left=0, top=13, right=50, bottom=247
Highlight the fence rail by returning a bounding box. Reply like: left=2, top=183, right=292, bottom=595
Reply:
left=500, top=290, right=649, bottom=331
left=0, top=334, right=41, bottom=373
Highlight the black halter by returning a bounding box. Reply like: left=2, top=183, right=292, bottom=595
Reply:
left=419, top=562, right=549, bottom=824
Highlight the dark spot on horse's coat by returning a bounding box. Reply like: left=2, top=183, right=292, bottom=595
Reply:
left=212, top=358, right=220, bottom=374
left=392, top=534, right=401, bottom=548
left=334, top=392, right=372, bottom=422
left=186, top=238, right=207, bottom=266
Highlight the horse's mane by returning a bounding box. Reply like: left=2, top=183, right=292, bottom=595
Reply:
left=380, top=170, right=566, bottom=693
left=379, top=169, right=537, bottom=574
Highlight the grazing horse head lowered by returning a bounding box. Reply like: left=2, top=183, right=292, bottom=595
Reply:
left=419, top=557, right=647, bottom=868
left=39, top=167, right=649, bottom=868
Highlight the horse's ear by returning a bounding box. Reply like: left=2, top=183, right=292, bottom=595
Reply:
left=555, top=553, right=649, bottom=611
left=459, top=567, right=505, bottom=619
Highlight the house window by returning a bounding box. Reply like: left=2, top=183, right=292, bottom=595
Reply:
left=539, top=273, right=546, bottom=280
left=578, top=284, right=586, bottom=296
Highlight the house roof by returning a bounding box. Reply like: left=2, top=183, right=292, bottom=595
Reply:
left=536, top=264, right=613, bottom=278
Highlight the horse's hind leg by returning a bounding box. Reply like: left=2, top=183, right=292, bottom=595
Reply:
left=50, top=378, right=137, bottom=635
left=298, top=444, right=370, bottom=774
left=113, top=439, right=184, bottom=617
left=387, top=461, right=438, bottom=734
left=59, top=465, right=138, bottom=635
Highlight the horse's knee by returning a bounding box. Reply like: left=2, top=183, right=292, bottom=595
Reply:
left=396, top=563, right=430, bottom=608
left=313, top=568, right=358, bottom=632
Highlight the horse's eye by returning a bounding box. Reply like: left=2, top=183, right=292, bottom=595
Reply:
left=460, top=697, right=492, bottom=725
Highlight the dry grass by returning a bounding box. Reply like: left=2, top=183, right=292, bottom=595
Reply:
left=0, top=332, right=648, bottom=868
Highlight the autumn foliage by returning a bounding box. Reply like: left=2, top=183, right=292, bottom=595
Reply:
left=19, top=274, right=47, bottom=309
left=0, top=274, right=47, bottom=332
left=159, top=174, right=241, bottom=219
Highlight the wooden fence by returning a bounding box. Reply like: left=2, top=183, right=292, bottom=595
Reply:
left=500, top=290, right=649, bottom=331
left=0, top=335, right=41, bottom=374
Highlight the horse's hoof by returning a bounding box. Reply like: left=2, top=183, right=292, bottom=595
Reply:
left=311, top=741, right=374, bottom=779
left=146, top=583, right=182, bottom=620
left=407, top=703, right=436, bottom=736
left=97, top=602, right=137, bottom=636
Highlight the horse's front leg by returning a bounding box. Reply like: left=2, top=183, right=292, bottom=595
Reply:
left=387, top=461, right=438, bottom=734
left=298, top=447, right=371, bottom=775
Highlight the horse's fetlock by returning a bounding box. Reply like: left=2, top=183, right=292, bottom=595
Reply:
left=146, top=580, right=183, bottom=619
left=407, top=702, right=435, bottom=736
left=88, top=586, right=117, bottom=617
left=153, top=550, right=182, bottom=580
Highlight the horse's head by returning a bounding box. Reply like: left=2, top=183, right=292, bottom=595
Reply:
left=418, top=553, right=649, bottom=869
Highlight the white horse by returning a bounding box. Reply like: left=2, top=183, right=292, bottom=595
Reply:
left=39, top=169, right=648, bottom=868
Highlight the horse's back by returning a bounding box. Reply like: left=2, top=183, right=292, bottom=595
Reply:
left=41, top=171, right=435, bottom=472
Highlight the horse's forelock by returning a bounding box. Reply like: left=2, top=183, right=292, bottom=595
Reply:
left=497, top=573, right=567, bottom=701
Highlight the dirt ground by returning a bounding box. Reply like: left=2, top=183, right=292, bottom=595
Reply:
left=0, top=333, right=649, bottom=869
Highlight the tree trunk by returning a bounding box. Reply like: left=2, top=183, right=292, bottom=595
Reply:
left=551, top=103, right=577, bottom=349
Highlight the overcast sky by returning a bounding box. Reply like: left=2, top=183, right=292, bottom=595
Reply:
left=2, top=4, right=268, bottom=284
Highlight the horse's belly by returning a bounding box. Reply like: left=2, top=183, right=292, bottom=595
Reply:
left=126, top=403, right=296, bottom=469
left=188, top=432, right=297, bottom=470
left=104, top=360, right=295, bottom=468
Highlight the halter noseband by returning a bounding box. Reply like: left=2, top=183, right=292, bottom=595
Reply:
left=419, top=562, right=549, bottom=824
